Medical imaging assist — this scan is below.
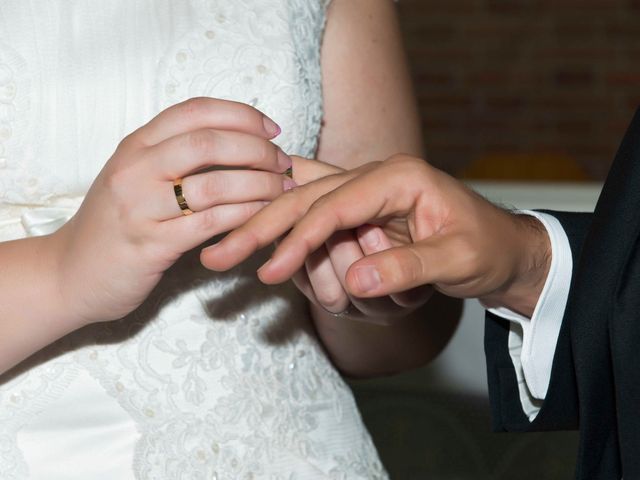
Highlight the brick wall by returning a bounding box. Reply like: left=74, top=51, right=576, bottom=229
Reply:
left=397, top=0, right=640, bottom=180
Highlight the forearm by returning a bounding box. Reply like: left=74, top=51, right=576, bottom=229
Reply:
left=0, top=233, right=79, bottom=373
left=310, top=0, right=439, bottom=375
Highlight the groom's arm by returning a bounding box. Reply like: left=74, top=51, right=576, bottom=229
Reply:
left=486, top=211, right=593, bottom=431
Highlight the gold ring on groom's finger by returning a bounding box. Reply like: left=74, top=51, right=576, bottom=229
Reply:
left=173, top=178, right=193, bottom=216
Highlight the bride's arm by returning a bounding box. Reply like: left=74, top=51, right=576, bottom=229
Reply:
left=0, top=99, right=289, bottom=374
left=309, top=0, right=459, bottom=377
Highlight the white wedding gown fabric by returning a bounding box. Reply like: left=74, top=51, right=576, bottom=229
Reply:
left=0, top=1, right=388, bottom=478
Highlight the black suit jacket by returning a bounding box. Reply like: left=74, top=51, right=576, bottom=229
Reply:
left=485, top=108, right=640, bottom=480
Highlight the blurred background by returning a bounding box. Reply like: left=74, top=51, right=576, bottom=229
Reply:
left=400, top=0, right=640, bottom=181
left=349, top=1, right=639, bottom=478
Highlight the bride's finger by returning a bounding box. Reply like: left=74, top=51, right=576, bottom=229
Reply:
left=323, top=231, right=364, bottom=296
left=357, top=225, right=429, bottom=309
left=291, top=269, right=321, bottom=306
left=151, top=170, right=294, bottom=220
left=200, top=171, right=359, bottom=271
left=157, top=201, right=267, bottom=254
left=132, top=97, right=281, bottom=147
left=324, top=231, right=399, bottom=318
left=304, top=246, right=350, bottom=314
left=143, top=129, right=291, bottom=181
left=290, top=156, right=345, bottom=185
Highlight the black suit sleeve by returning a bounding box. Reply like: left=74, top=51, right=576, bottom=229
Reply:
left=485, top=210, right=593, bottom=432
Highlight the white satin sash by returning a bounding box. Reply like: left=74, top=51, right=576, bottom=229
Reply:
left=0, top=196, right=84, bottom=240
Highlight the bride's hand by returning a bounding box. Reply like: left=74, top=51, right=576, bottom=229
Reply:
left=202, top=156, right=431, bottom=322
left=53, top=97, right=292, bottom=326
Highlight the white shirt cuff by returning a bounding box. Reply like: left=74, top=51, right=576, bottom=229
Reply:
left=487, top=210, right=573, bottom=420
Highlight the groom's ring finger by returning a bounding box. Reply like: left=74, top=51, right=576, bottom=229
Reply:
left=160, top=170, right=293, bottom=220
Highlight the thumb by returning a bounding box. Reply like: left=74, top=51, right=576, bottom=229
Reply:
left=291, top=156, right=345, bottom=185
left=345, top=240, right=445, bottom=298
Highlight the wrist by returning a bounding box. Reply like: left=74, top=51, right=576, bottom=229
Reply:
left=481, top=213, right=551, bottom=317
left=46, top=226, right=94, bottom=329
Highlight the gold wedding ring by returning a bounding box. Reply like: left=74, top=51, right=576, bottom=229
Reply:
left=173, top=178, right=193, bottom=216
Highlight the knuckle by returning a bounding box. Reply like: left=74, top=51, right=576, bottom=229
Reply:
left=279, top=189, right=307, bottom=217
left=185, top=130, right=210, bottom=153
left=199, top=173, right=226, bottom=205
left=260, top=174, right=281, bottom=199
left=235, top=226, right=261, bottom=253
left=386, top=155, right=432, bottom=185
left=461, top=242, right=483, bottom=275
left=102, top=162, right=133, bottom=196
left=185, top=129, right=215, bottom=155
left=179, top=97, right=208, bottom=121
left=234, top=99, right=259, bottom=116
left=300, top=231, right=322, bottom=258
left=395, top=247, right=425, bottom=284
left=241, top=201, right=263, bottom=220
left=314, top=284, right=348, bottom=311
left=118, top=131, right=140, bottom=150
left=384, top=153, right=406, bottom=164
left=447, top=237, right=480, bottom=281
left=307, top=196, right=328, bottom=214
left=141, top=238, right=173, bottom=264
left=309, top=195, right=341, bottom=227
left=227, top=99, right=261, bottom=123
left=386, top=154, right=413, bottom=168
left=262, top=191, right=304, bottom=226
left=195, top=207, right=219, bottom=231
left=257, top=141, right=274, bottom=166
left=387, top=154, right=422, bottom=172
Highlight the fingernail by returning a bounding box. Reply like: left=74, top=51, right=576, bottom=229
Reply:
left=283, top=177, right=298, bottom=192
left=360, top=227, right=381, bottom=249
left=353, top=265, right=381, bottom=293
left=263, top=117, right=281, bottom=138
left=277, top=149, right=292, bottom=171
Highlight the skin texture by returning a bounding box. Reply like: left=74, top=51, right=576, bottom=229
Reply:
left=277, top=0, right=459, bottom=377
left=0, top=98, right=291, bottom=374
left=0, top=0, right=458, bottom=379
left=204, top=155, right=552, bottom=319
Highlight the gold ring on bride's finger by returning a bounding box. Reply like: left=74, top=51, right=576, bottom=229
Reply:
left=173, top=178, right=193, bottom=216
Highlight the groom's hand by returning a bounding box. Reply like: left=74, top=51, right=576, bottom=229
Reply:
left=202, top=154, right=551, bottom=317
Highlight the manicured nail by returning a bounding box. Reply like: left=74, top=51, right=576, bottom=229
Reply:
left=360, top=227, right=381, bottom=249
left=263, top=117, right=281, bottom=138
left=353, top=265, right=381, bottom=293
left=277, top=149, right=292, bottom=171
left=283, top=177, right=298, bottom=191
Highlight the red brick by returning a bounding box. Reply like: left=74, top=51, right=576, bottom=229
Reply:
left=398, top=1, right=639, bottom=180
left=554, top=70, right=596, bottom=87
left=606, top=73, right=640, bottom=86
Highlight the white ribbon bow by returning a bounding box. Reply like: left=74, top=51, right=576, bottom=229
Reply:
left=0, top=197, right=85, bottom=238
left=21, top=207, right=78, bottom=236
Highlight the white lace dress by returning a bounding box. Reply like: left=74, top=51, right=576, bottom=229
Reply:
left=0, top=1, right=388, bottom=478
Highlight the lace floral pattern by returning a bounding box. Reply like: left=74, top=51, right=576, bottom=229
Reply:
left=0, top=1, right=387, bottom=478
left=0, top=40, right=39, bottom=205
